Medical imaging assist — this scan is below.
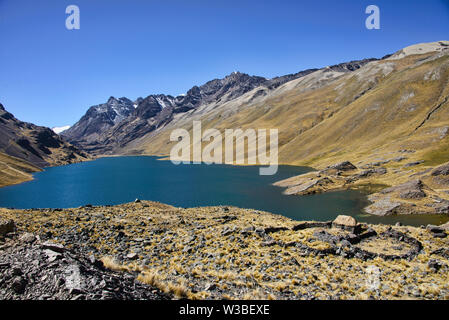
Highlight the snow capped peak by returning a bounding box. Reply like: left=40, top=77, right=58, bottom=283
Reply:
left=52, top=125, right=71, bottom=134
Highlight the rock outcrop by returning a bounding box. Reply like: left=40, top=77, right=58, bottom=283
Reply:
left=0, top=218, right=15, bottom=237
left=0, top=229, right=168, bottom=300
left=431, top=162, right=449, bottom=176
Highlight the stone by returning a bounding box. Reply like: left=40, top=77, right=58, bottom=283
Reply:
left=0, top=234, right=168, bottom=300
left=333, top=215, right=357, bottom=229
left=381, top=180, right=426, bottom=199
left=126, top=252, right=138, bottom=260
left=11, top=276, right=27, bottom=294
left=88, top=255, right=104, bottom=269
left=428, top=260, right=444, bottom=272
left=426, top=225, right=445, bottom=233
left=205, top=283, right=217, bottom=291
left=431, top=162, right=449, bottom=176
left=439, top=221, right=449, bottom=231
left=431, top=201, right=449, bottom=214
left=240, top=226, right=255, bottom=236
left=221, top=226, right=236, bottom=236
left=0, top=218, right=15, bottom=237
left=328, top=161, right=357, bottom=171
left=41, top=241, right=65, bottom=253
left=403, top=160, right=424, bottom=168
left=284, top=177, right=333, bottom=195
left=364, top=198, right=402, bottom=216
left=44, top=249, right=62, bottom=262
left=400, top=189, right=426, bottom=199
left=19, top=233, right=36, bottom=244
left=433, top=233, right=447, bottom=239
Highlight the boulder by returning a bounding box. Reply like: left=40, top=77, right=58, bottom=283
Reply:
left=19, top=233, right=36, bottom=244
left=328, top=161, right=357, bottom=171
left=284, top=177, right=333, bottom=195
left=0, top=219, right=15, bottom=237
left=365, top=198, right=402, bottom=216
left=430, top=201, right=449, bottom=214
left=431, top=162, right=449, bottom=176
left=403, top=160, right=424, bottom=168
left=427, top=225, right=445, bottom=234
left=332, top=215, right=360, bottom=233
left=433, top=233, right=447, bottom=239
left=381, top=180, right=426, bottom=199
left=439, top=221, right=449, bottom=231
left=41, top=241, right=65, bottom=253
left=400, top=189, right=426, bottom=199
left=126, top=252, right=138, bottom=260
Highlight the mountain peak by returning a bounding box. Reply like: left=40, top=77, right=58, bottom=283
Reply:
left=387, top=40, right=449, bottom=60
left=107, top=96, right=118, bottom=104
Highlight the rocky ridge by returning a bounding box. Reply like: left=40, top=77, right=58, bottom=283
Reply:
left=0, top=103, right=89, bottom=168
left=62, top=58, right=377, bottom=155
left=0, top=103, right=91, bottom=186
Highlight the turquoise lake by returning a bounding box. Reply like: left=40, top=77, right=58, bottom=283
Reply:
left=0, top=156, right=447, bottom=226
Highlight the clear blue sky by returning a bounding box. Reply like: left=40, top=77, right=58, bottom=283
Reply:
left=1, top=0, right=448, bottom=127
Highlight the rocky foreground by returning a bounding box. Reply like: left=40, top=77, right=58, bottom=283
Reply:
left=1, top=201, right=449, bottom=300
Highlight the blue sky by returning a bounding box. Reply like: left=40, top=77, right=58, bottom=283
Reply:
left=0, top=0, right=448, bottom=127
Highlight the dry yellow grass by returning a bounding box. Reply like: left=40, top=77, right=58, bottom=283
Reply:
left=2, top=201, right=448, bottom=300
left=0, top=152, right=41, bottom=187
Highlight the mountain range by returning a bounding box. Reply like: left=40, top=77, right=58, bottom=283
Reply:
left=1, top=40, right=449, bottom=217
left=60, top=40, right=449, bottom=216
left=61, top=59, right=376, bottom=155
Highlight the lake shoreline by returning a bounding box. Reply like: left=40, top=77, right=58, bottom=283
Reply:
left=0, top=156, right=448, bottom=227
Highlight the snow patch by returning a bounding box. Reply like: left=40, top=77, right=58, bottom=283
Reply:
left=52, top=125, right=71, bottom=134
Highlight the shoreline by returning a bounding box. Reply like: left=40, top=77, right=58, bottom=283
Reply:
left=1, top=155, right=449, bottom=227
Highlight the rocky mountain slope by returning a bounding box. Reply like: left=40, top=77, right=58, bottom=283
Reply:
left=62, top=60, right=375, bottom=155
left=0, top=103, right=90, bottom=186
left=121, top=41, right=449, bottom=216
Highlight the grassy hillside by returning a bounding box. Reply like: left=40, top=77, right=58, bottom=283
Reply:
left=0, top=152, right=41, bottom=187
left=122, top=44, right=449, bottom=170
left=116, top=41, right=449, bottom=216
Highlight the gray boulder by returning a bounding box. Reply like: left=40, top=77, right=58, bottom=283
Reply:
left=327, top=161, right=357, bottom=171
left=0, top=219, right=15, bottom=237
left=431, top=162, right=449, bottom=176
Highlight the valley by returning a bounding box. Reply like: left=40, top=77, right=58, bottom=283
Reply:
left=58, top=41, right=449, bottom=218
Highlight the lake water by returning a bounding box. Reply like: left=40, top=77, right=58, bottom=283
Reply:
left=0, top=156, right=447, bottom=226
